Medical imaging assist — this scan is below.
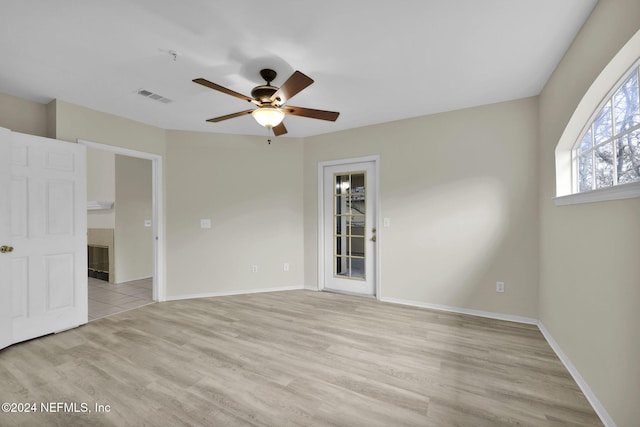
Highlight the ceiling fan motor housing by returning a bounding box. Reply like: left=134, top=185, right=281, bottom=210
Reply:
left=251, top=85, right=279, bottom=104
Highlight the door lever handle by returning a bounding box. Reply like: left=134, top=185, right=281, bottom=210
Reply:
left=1, top=245, right=14, bottom=253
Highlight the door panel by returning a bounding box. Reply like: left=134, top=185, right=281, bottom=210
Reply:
left=11, top=257, right=28, bottom=319
left=8, top=131, right=87, bottom=346
left=323, top=161, right=376, bottom=296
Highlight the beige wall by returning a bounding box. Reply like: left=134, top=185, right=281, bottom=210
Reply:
left=114, top=155, right=153, bottom=282
left=304, top=97, right=540, bottom=319
left=87, top=148, right=116, bottom=229
left=52, top=100, right=167, bottom=290
left=165, top=130, right=305, bottom=298
left=539, top=1, right=640, bottom=426
left=0, top=92, right=47, bottom=137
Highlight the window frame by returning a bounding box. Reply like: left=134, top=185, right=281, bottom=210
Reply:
left=571, top=61, right=640, bottom=194
left=554, top=29, right=640, bottom=206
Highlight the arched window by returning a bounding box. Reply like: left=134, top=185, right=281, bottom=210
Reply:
left=574, top=62, right=640, bottom=192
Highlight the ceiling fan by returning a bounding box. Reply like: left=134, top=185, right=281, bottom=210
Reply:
left=193, top=69, right=340, bottom=136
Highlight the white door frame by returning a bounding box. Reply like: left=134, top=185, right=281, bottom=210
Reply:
left=78, top=139, right=166, bottom=302
left=0, top=127, right=12, bottom=349
left=317, top=155, right=381, bottom=299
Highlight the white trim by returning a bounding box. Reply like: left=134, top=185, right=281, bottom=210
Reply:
left=537, top=322, right=617, bottom=427
left=554, top=180, right=640, bottom=205
left=555, top=28, right=640, bottom=198
left=165, top=285, right=305, bottom=301
left=317, top=155, right=381, bottom=297
left=77, top=139, right=166, bottom=302
left=379, top=296, right=538, bottom=325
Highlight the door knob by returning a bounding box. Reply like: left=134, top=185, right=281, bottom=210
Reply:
left=0, top=245, right=14, bottom=253
left=370, top=235, right=377, bottom=242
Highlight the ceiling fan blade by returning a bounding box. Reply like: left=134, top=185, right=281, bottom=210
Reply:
left=283, top=106, right=340, bottom=121
left=193, top=78, right=254, bottom=103
left=205, top=110, right=254, bottom=123
left=273, top=122, right=288, bottom=136
left=270, top=71, right=314, bottom=104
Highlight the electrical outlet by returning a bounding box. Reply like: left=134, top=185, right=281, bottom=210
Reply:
left=252, top=265, right=258, bottom=273
left=283, top=262, right=290, bottom=272
left=496, top=281, right=505, bottom=293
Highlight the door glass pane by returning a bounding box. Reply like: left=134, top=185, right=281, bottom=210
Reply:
left=350, top=237, right=365, bottom=257
left=350, top=216, right=365, bottom=236
left=333, top=172, right=366, bottom=280
left=351, top=258, right=365, bottom=279
left=336, top=256, right=349, bottom=277
left=335, top=215, right=348, bottom=236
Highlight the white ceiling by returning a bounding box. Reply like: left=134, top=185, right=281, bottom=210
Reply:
left=0, top=0, right=597, bottom=138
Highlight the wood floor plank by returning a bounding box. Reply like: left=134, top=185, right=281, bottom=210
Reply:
left=0, top=290, right=603, bottom=426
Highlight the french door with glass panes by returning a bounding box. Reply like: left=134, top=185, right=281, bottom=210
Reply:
left=323, top=161, right=376, bottom=296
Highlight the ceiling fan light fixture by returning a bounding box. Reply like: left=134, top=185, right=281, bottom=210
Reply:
left=252, top=106, right=285, bottom=128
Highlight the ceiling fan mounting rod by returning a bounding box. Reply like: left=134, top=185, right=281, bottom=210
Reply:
left=260, top=69, right=278, bottom=85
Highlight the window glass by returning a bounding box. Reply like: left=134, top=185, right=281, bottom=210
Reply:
left=617, top=130, right=640, bottom=184
left=593, top=102, right=612, bottom=144
left=578, top=129, right=592, bottom=154
left=578, top=154, right=593, bottom=192
left=614, top=71, right=639, bottom=134
left=573, top=65, right=640, bottom=192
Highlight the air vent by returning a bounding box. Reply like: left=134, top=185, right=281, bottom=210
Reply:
left=136, top=88, right=172, bottom=104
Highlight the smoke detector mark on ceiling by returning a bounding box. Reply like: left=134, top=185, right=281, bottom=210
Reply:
left=136, top=88, right=172, bottom=104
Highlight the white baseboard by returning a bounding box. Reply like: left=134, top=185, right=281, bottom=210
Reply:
left=379, top=296, right=538, bottom=325
left=537, top=322, right=616, bottom=427
left=114, top=276, right=152, bottom=284
left=166, top=284, right=305, bottom=301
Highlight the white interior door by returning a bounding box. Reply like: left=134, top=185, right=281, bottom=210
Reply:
left=1, top=130, right=87, bottom=349
left=323, top=161, right=377, bottom=296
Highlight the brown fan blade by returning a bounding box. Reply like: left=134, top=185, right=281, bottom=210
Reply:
left=283, top=106, right=340, bottom=121
left=193, top=78, right=254, bottom=103
left=272, top=122, right=288, bottom=136
left=270, top=71, right=314, bottom=104
left=206, top=110, right=254, bottom=123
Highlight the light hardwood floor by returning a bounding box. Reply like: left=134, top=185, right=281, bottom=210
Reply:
left=0, top=290, right=602, bottom=426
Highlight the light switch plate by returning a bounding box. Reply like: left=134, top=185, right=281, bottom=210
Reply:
left=144, top=219, right=152, bottom=227
left=383, top=218, right=391, bottom=227
left=200, top=219, right=211, bottom=229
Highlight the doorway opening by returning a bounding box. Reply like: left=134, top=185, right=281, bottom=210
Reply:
left=79, top=140, right=164, bottom=320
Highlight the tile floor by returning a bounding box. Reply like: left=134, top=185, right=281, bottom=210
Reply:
left=88, top=277, right=153, bottom=321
